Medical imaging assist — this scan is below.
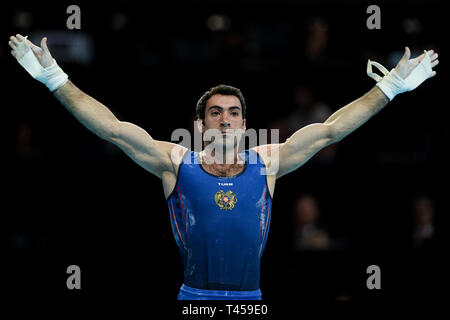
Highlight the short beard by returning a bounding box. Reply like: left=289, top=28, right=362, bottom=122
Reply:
left=203, top=128, right=245, bottom=164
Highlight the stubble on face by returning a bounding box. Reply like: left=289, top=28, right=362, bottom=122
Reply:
left=201, top=94, right=246, bottom=164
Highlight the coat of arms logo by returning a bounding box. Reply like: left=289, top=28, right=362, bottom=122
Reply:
left=214, top=190, right=237, bottom=210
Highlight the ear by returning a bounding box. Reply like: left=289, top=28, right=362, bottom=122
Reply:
left=196, top=118, right=204, bottom=133
left=242, top=118, right=246, bottom=131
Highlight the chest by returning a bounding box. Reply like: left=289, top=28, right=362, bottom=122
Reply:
left=201, top=163, right=245, bottom=177
left=177, top=170, right=270, bottom=237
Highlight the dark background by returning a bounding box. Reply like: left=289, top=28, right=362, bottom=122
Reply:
left=1, top=0, right=448, bottom=313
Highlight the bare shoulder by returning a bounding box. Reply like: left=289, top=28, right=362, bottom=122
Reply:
left=155, top=140, right=189, bottom=174
left=251, top=144, right=282, bottom=176
left=251, top=144, right=283, bottom=167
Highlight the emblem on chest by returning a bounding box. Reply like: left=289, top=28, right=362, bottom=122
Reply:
left=214, top=190, right=237, bottom=210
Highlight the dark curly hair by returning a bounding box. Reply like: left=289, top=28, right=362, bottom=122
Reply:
left=196, top=84, right=247, bottom=121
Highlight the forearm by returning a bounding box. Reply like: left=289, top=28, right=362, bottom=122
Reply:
left=325, top=86, right=389, bottom=142
left=53, top=80, right=119, bottom=140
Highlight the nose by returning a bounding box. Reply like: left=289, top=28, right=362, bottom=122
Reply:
left=219, top=114, right=230, bottom=128
left=220, top=121, right=230, bottom=128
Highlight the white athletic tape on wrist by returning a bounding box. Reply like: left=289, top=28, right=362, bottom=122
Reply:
left=18, top=49, right=68, bottom=92
left=367, top=51, right=433, bottom=101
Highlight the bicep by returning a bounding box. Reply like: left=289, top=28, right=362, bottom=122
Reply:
left=277, top=123, right=334, bottom=178
left=108, top=121, right=176, bottom=178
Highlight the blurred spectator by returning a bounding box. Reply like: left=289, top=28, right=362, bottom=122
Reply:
left=304, top=17, right=329, bottom=63
left=289, top=85, right=331, bottom=129
left=267, top=118, right=291, bottom=143
left=288, top=85, right=338, bottom=164
left=293, top=194, right=330, bottom=251
left=11, top=121, right=42, bottom=160
left=411, top=195, right=435, bottom=248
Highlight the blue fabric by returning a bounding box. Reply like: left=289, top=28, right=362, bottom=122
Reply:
left=167, top=150, right=272, bottom=291
left=178, top=284, right=262, bottom=300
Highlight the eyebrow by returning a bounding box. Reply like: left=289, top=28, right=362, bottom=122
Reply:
left=208, top=105, right=241, bottom=112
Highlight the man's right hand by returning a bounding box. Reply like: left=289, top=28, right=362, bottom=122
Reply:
left=9, top=34, right=54, bottom=68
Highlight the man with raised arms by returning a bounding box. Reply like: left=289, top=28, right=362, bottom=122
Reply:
left=9, top=33, right=439, bottom=300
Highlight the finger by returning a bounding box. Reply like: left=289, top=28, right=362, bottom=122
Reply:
left=40, top=37, right=50, bottom=54
left=8, top=40, right=17, bottom=49
left=10, top=36, right=19, bottom=46
left=11, top=50, right=16, bottom=57
left=400, top=47, right=411, bottom=63
left=16, top=34, right=26, bottom=42
left=430, top=53, right=438, bottom=62
left=431, top=59, right=439, bottom=68
left=430, top=71, right=437, bottom=78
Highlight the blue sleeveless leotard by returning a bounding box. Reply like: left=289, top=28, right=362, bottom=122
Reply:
left=167, top=149, right=272, bottom=298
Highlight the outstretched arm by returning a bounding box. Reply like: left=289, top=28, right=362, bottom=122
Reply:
left=273, top=47, right=439, bottom=178
left=53, top=80, right=177, bottom=178
left=9, top=33, right=179, bottom=178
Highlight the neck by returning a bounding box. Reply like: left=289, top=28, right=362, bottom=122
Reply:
left=201, top=143, right=242, bottom=165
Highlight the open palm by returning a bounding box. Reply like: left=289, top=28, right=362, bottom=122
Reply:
left=394, top=47, right=439, bottom=79
left=9, top=34, right=53, bottom=68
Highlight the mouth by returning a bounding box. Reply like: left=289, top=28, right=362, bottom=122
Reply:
left=221, top=131, right=231, bottom=136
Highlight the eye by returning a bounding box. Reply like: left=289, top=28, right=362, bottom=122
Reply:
left=231, top=112, right=239, bottom=116
left=211, top=111, right=220, bottom=116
